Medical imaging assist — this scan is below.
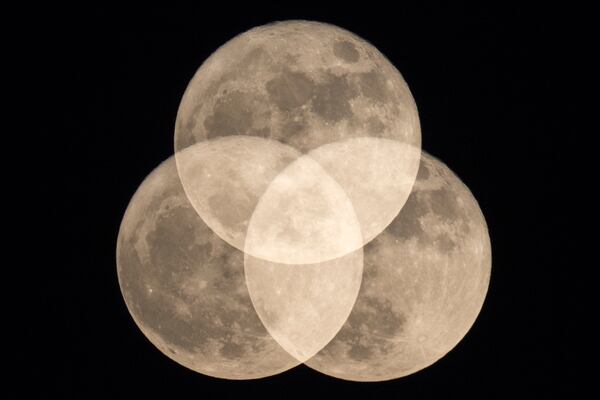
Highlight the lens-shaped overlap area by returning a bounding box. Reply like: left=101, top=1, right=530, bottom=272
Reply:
left=244, top=249, right=364, bottom=364
left=242, top=153, right=365, bottom=362
left=307, top=137, right=420, bottom=251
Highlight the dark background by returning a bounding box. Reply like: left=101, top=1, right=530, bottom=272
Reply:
left=30, top=4, right=567, bottom=398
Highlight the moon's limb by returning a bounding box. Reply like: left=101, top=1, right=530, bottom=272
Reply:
left=175, top=136, right=302, bottom=258
left=174, top=19, right=421, bottom=185
left=116, top=156, right=299, bottom=379
left=307, top=137, right=421, bottom=250
left=304, top=152, right=492, bottom=381
left=174, top=19, right=423, bottom=262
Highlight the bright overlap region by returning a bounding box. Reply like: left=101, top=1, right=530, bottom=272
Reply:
left=116, top=20, right=491, bottom=381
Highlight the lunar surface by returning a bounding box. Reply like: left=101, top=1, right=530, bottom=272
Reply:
left=244, top=151, right=364, bottom=265
left=244, top=248, right=364, bottom=363
left=304, top=152, right=492, bottom=381
left=116, top=156, right=300, bottom=379
left=175, top=20, right=420, bottom=153
left=306, top=137, right=420, bottom=247
left=174, top=20, right=421, bottom=253
left=116, top=19, right=492, bottom=382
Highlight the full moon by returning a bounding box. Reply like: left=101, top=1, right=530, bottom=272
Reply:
left=116, top=19, right=492, bottom=382
left=304, top=152, right=492, bottom=381
left=116, top=156, right=300, bottom=379
left=174, top=20, right=421, bottom=255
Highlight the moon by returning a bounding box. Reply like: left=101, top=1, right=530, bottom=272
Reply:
left=241, top=148, right=365, bottom=360
left=174, top=20, right=422, bottom=255
left=116, top=155, right=300, bottom=379
left=304, top=152, right=492, bottom=381
left=244, top=247, right=364, bottom=363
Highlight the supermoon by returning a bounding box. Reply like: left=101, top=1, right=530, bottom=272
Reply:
left=174, top=20, right=421, bottom=253
left=116, top=19, right=492, bottom=382
left=304, top=152, right=492, bottom=381
left=116, top=156, right=299, bottom=379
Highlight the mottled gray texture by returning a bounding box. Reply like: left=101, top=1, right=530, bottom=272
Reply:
left=175, top=20, right=420, bottom=155
left=304, top=152, right=491, bottom=381
left=266, top=70, right=315, bottom=111
left=310, top=73, right=356, bottom=123
left=116, top=156, right=298, bottom=379
left=333, top=40, right=360, bottom=63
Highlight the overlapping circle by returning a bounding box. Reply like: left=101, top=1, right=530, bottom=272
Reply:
left=116, top=20, right=491, bottom=382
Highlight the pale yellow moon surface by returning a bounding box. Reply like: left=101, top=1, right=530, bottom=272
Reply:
left=174, top=21, right=422, bottom=252
left=175, top=20, right=420, bottom=154
left=116, top=156, right=299, bottom=380
left=307, top=137, right=420, bottom=249
left=244, top=248, right=364, bottom=363
left=304, top=152, right=492, bottom=381
left=175, top=135, right=305, bottom=260
left=244, top=152, right=364, bottom=265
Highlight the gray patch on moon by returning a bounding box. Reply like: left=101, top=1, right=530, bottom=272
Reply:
left=281, top=116, right=308, bottom=142
left=266, top=70, right=315, bottom=111
left=365, top=116, right=385, bottom=136
left=311, top=72, right=357, bottom=123
left=435, top=232, right=458, bottom=252
left=117, top=156, right=298, bottom=379
left=385, top=157, right=471, bottom=252
left=239, top=47, right=273, bottom=74
left=353, top=296, right=406, bottom=338
left=357, top=70, right=391, bottom=103
left=203, top=90, right=271, bottom=139
left=333, top=40, right=360, bottom=63
left=175, top=20, right=421, bottom=156
left=178, top=47, right=268, bottom=139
